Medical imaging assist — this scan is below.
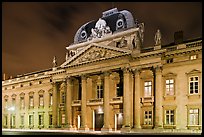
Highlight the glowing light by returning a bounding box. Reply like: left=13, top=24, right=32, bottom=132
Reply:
left=8, top=106, right=15, bottom=111
left=98, top=106, right=103, bottom=114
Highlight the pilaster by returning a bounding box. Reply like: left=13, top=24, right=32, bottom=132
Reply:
left=66, top=76, right=73, bottom=130
left=154, top=65, right=163, bottom=129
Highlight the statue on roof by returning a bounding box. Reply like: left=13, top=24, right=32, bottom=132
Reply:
left=155, top=29, right=161, bottom=45
left=53, top=56, right=57, bottom=67
left=88, top=18, right=112, bottom=40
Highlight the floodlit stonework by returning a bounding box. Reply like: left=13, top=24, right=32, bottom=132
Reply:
left=2, top=8, right=202, bottom=133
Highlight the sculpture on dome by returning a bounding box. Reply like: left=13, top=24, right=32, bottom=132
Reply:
left=53, top=56, right=57, bottom=67
left=88, top=18, right=112, bottom=40
left=155, top=29, right=161, bottom=45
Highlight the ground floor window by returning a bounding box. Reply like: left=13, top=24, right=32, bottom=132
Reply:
left=189, top=108, right=199, bottom=125
left=144, top=110, right=152, bottom=125
left=165, top=110, right=174, bottom=125
left=20, top=115, right=24, bottom=126
left=39, top=114, right=44, bottom=126
left=49, top=114, right=52, bottom=126
left=29, top=115, right=34, bottom=126
left=4, top=115, right=8, bottom=127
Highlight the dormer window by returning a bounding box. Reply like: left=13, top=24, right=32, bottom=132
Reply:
left=167, top=58, right=173, bottom=64
left=190, top=55, right=197, bottom=60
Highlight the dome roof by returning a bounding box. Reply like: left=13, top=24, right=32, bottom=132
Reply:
left=74, top=8, right=137, bottom=44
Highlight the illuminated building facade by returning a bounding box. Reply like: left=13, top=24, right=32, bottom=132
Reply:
left=2, top=8, right=202, bottom=133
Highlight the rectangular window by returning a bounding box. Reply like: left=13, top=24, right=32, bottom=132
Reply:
left=39, top=95, right=44, bottom=107
left=190, top=55, right=197, bottom=60
left=97, top=85, right=103, bottom=98
left=4, top=115, right=8, bottom=126
left=12, top=98, right=16, bottom=106
left=49, top=114, right=53, bottom=125
left=5, top=99, right=8, bottom=109
left=165, top=110, right=174, bottom=125
left=144, top=81, right=152, bottom=97
left=29, top=115, right=34, bottom=126
left=20, top=97, right=25, bottom=109
left=189, top=76, right=199, bottom=94
left=61, top=92, right=65, bottom=104
left=49, top=93, right=53, bottom=106
left=21, top=115, right=24, bottom=125
left=189, top=108, right=199, bottom=125
left=167, top=58, right=173, bottom=63
left=166, top=79, right=174, bottom=96
left=61, top=114, right=65, bottom=124
left=11, top=115, right=16, bottom=126
left=39, top=114, right=43, bottom=126
left=144, top=110, right=152, bottom=125
left=29, top=96, right=34, bottom=107
left=116, top=83, right=123, bottom=97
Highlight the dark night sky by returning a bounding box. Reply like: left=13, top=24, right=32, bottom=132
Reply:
left=2, top=2, right=202, bottom=78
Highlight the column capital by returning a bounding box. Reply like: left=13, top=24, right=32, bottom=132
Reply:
left=154, top=65, right=163, bottom=73
left=132, top=68, right=141, bottom=75
left=122, top=67, right=131, bottom=74
left=81, top=74, right=88, bottom=80
left=103, top=70, right=112, bottom=77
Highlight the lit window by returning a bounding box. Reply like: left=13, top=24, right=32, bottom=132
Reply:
left=165, top=110, right=175, bottom=125
left=11, top=115, right=16, bottom=127
left=97, top=85, right=103, bottom=98
left=144, top=81, right=152, bottom=97
left=61, top=114, right=65, bottom=125
left=21, top=115, right=24, bottom=125
left=39, top=95, right=44, bottom=107
left=166, top=79, right=174, bottom=95
left=49, top=93, right=53, bottom=106
left=189, top=108, right=199, bottom=125
left=39, top=114, right=44, bottom=126
left=29, top=115, right=34, bottom=126
left=20, top=97, right=25, bottom=109
left=144, top=110, right=152, bottom=125
left=189, top=76, right=199, bottom=94
left=29, top=96, right=34, bottom=108
left=190, top=55, right=197, bottom=60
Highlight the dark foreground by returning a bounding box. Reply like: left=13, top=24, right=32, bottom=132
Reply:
left=2, top=130, right=202, bottom=135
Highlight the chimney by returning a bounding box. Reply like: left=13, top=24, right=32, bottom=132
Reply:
left=174, top=31, right=183, bottom=44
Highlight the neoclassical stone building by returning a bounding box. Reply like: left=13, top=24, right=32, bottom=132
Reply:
left=2, top=8, right=202, bottom=133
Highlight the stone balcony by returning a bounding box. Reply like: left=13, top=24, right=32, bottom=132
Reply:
left=87, top=98, right=103, bottom=106
left=110, top=96, right=123, bottom=104
left=141, top=96, right=154, bottom=106
left=71, top=100, right=81, bottom=106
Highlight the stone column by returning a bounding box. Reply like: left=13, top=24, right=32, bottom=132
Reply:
left=121, top=67, right=132, bottom=132
left=80, top=75, right=89, bottom=131
left=101, top=71, right=112, bottom=132
left=133, top=68, right=141, bottom=129
left=154, top=65, right=163, bottom=128
left=52, top=82, right=58, bottom=128
left=66, top=77, right=73, bottom=129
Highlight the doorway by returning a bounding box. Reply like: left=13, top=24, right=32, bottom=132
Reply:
left=94, top=109, right=104, bottom=131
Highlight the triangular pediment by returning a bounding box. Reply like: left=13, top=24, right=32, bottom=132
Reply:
left=61, top=43, right=131, bottom=67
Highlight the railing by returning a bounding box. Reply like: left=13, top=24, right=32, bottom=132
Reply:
left=110, top=96, right=123, bottom=104
left=71, top=100, right=81, bottom=106
left=141, top=96, right=154, bottom=103
left=87, top=98, right=103, bottom=105
left=186, top=41, right=202, bottom=48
